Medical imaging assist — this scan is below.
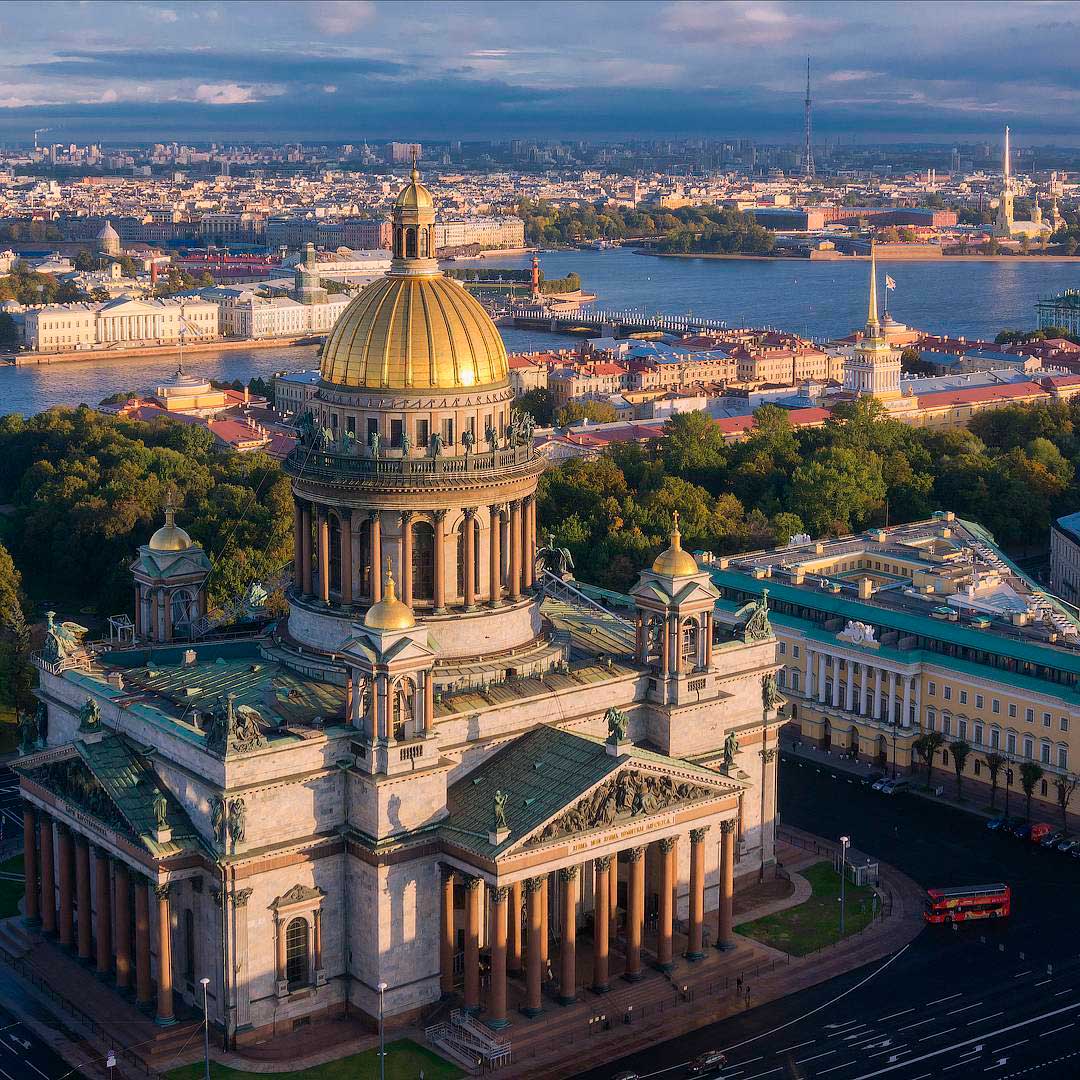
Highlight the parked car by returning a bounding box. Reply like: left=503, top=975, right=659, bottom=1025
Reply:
left=986, top=816, right=1010, bottom=831
left=1055, top=837, right=1080, bottom=853
left=871, top=775, right=891, bottom=790
left=882, top=778, right=911, bottom=795
left=1029, top=822, right=1054, bottom=844
left=1010, top=822, right=1034, bottom=841
left=689, top=1051, right=729, bottom=1074
left=1038, top=828, right=1066, bottom=848
left=1071, top=844, right=1080, bottom=859
left=865, top=771, right=885, bottom=788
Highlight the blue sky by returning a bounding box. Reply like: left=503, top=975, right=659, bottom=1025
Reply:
left=4, top=1, right=1080, bottom=144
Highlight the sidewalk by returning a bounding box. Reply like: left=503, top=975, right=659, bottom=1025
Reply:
left=781, top=736, right=1080, bottom=832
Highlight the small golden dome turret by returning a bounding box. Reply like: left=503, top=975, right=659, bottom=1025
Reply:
left=651, top=512, right=699, bottom=578
left=394, top=163, right=434, bottom=210
left=148, top=504, right=192, bottom=552
left=364, top=564, right=416, bottom=631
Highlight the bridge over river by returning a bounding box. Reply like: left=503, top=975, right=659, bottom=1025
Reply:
left=508, top=304, right=728, bottom=337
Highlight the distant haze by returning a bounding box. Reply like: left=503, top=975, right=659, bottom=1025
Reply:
left=4, top=1, right=1080, bottom=144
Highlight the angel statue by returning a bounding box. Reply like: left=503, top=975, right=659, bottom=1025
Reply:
left=735, top=589, right=772, bottom=643
left=228, top=798, right=247, bottom=850
left=536, top=534, right=575, bottom=579
left=493, top=789, right=508, bottom=833
left=430, top=430, right=443, bottom=458
left=462, top=428, right=475, bottom=456
left=400, top=428, right=412, bottom=458
left=723, top=730, right=739, bottom=769
left=485, top=422, right=498, bottom=454
left=78, top=697, right=101, bottom=732
left=762, top=671, right=784, bottom=712
left=42, top=611, right=89, bottom=666
left=605, top=706, right=629, bottom=744
left=152, top=790, right=169, bottom=832
left=369, top=429, right=381, bottom=460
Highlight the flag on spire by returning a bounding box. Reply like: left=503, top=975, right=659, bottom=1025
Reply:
left=885, top=275, right=896, bottom=290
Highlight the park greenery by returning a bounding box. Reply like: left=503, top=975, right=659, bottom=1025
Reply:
left=0, top=408, right=293, bottom=621
left=516, top=198, right=774, bottom=254
left=535, top=397, right=1080, bottom=593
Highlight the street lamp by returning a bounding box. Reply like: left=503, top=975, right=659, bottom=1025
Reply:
left=839, top=836, right=850, bottom=937
left=200, top=977, right=211, bottom=1080
left=377, top=981, right=388, bottom=1080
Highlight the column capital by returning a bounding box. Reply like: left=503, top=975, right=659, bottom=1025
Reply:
left=593, top=855, right=612, bottom=871
left=340, top=506, right=352, bottom=523
left=368, top=509, right=380, bottom=524
left=492, top=885, right=510, bottom=903
left=690, top=826, right=710, bottom=843
left=760, top=747, right=777, bottom=763
left=433, top=507, right=448, bottom=522
left=524, top=875, right=545, bottom=894
left=558, top=866, right=578, bottom=883
left=231, top=887, right=253, bottom=908
left=399, top=509, right=414, bottom=526
left=464, top=505, right=479, bottom=520
left=720, top=819, right=738, bottom=835
left=440, top=864, right=455, bottom=885
left=464, top=875, right=484, bottom=892
left=626, top=845, right=645, bottom=863
left=659, top=836, right=677, bottom=854
left=152, top=882, right=171, bottom=901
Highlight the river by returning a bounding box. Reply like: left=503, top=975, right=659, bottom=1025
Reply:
left=2, top=248, right=1077, bottom=416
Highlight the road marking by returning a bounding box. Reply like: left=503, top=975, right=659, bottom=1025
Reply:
left=944, top=1060, right=979, bottom=1072
left=1039, top=1022, right=1074, bottom=1036
left=718, top=945, right=912, bottom=1057
left=1054, top=989, right=1073, bottom=996
left=849, top=1033, right=885, bottom=1047
left=829, top=1023, right=868, bottom=1039
left=920, top=1027, right=955, bottom=1041
left=826, top=1020, right=862, bottom=1032
left=1013, top=971, right=1031, bottom=978
left=1035, top=979, right=1051, bottom=987
left=740, top=1068, right=782, bottom=1080
left=849, top=998, right=1080, bottom=1079
left=968, top=1013, right=1004, bottom=1025
left=925, top=992, right=963, bottom=1007
left=0, top=1068, right=13, bottom=1080
left=24, top=1065, right=48, bottom=1080
left=795, top=1050, right=835, bottom=1065
left=899, top=1019, right=938, bottom=1031
left=877, top=1007, right=915, bottom=1022
left=993, top=1040, right=1028, bottom=1052
left=948, top=1002, right=983, bottom=1015
left=867, top=1045, right=909, bottom=1059
left=776, top=1040, right=815, bottom=1053
left=816, top=1063, right=856, bottom=1076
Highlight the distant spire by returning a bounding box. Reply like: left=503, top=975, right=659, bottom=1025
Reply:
left=1003, top=125, right=1011, bottom=181
left=865, top=241, right=880, bottom=336
left=410, top=148, right=420, bottom=184
left=803, top=57, right=815, bottom=179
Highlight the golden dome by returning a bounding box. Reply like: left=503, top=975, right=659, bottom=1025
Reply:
left=149, top=507, right=192, bottom=552
left=364, top=566, right=416, bottom=631
left=394, top=164, right=434, bottom=210
left=652, top=512, right=699, bottom=577
left=320, top=272, right=509, bottom=391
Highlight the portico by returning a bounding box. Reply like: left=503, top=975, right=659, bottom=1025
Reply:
left=437, top=725, right=742, bottom=1028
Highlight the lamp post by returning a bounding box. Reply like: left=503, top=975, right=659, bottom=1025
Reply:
left=839, top=836, right=850, bottom=937
left=200, top=977, right=211, bottom=1080
left=377, top=981, right=388, bottom=1080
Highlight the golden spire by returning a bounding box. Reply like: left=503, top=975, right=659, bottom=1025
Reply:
left=383, top=558, right=398, bottom=602
left=865, top=240, right=880, bottom=338
left=651, top=510, right=698, bottom=577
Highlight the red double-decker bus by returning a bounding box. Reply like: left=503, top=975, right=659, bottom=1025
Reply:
left=924, top=883, right=1011, bottom=924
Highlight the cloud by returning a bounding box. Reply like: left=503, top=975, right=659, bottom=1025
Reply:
left=193, top=82, right=268, bottom=106
left=663, top=0, right=838, bottom=44
left=826, top=69, right=879, bottom=83
left=323, top=84, right=338, bottom=94
left=307, top=1, right=375, bottom=35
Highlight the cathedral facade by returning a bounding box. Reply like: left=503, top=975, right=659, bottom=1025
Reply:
left=19, top=170, right=780, bottom=1052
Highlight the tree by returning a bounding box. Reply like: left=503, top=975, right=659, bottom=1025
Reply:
left=1019, top=762, right=1044, bottom=822
left=950, top=739, right=972, bottom=800
left=0, top=542, right=35, bottom=722
left=0, top=312, right=18, bottom=347
left=983, top=752, right=1007, bottom=810
left=555, top=400, right=618, bottom=427
left=913, top=731, right=945, bottom=790
left=790, top=446, right=885, bottom=536
left=1054, top=773, right=1079, bottom=834
left=516, top=387, right=554, bottom=427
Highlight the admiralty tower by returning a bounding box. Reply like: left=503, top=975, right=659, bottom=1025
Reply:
left=282, top=165, right=550, bottom=684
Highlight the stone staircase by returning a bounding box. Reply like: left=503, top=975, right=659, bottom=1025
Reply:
left=425, top=1008, right=512, bottom=1072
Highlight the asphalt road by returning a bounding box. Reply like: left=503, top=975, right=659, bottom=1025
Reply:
left=0, top=989, right=80, bottom=1080
left=0, top=763, right=23, bottom=845
left=579, top=756, right=1080, bottom=1080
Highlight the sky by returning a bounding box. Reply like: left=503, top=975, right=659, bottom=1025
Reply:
left=3, top=0, right=1080, bottom=145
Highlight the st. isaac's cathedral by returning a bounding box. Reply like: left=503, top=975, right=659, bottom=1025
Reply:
left=17, top=168, right=781, bottom=1054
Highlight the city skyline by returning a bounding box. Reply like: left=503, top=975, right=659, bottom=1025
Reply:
left=4, top=0, right=1080, bottom=144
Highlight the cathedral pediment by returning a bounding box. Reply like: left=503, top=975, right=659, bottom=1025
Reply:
left=271, top=884, right=325, bottom=909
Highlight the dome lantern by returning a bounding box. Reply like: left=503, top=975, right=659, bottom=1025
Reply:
left=149, top=500, right=192, bottom=553
left=364, top=563, right=416, bottom=631
left=651, top=512, right=699, bottom=578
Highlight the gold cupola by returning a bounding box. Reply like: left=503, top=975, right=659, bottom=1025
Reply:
left=364, top=565, right=416, bottom=631
left=318, top=162, right=509, bottom=392
left=148, top=504, right=192, bottom=552
left=651, top=512, right=699, bottom=578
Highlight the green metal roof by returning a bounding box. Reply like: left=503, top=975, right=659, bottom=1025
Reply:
left=710, top=568, right=1080, bottom=680
left=443, top=725, right=729, bottom=860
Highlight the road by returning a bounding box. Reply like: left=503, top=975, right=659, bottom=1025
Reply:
left=0, top=762, right=23, bottom=844
left=0, top=990, right=81, bottom=1079
left=580, top=756, right=1080, bottom=1080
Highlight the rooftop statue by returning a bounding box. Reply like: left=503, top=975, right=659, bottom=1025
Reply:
left=605, top=705, right=629, bottom=744
left=723, top=730, right=739, bottom=769
left=536, top=533, right=575, bottom=579
left=734, top=589, right=773, bottom=643
left=493, top=789, right=508, bottom=833
left=78, top=696, right=101, bottom=733
left=42, top=611, right=89, bottom=666
left=205, top=693, right=267, bottom=757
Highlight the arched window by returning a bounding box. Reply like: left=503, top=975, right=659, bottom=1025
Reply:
left=412, top=521, right=434, bottom=602
left=681, top=619, right=697, bottom=665
left=170, top=589, right=197, bottom=636
left=405, top=227, right=417, bottom=259
left=455, top=517, right=481, bottom=599
left=357, top=517, right=372, bottom=599
left=329, top=517, right=342, bottom=593
left=645, top=617, right=663, bottom=664
left=286, top=917, right=310, bottom=989
left=392, top=677, right=415, bottom=741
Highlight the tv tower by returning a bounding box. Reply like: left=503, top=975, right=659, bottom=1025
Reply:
left=803, top=57, right=815, bottom=178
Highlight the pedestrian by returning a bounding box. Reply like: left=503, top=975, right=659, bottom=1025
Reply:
left=736, top=974, right=743, bottom=992
left=745, top=987, right=752, bottom=1009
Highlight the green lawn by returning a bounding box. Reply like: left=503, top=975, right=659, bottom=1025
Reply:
left=166, top=1038, right=462, bottom=1080
left=734, top=861, right=877, bottom=956
left=0, top=854, right=24, bottom=919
